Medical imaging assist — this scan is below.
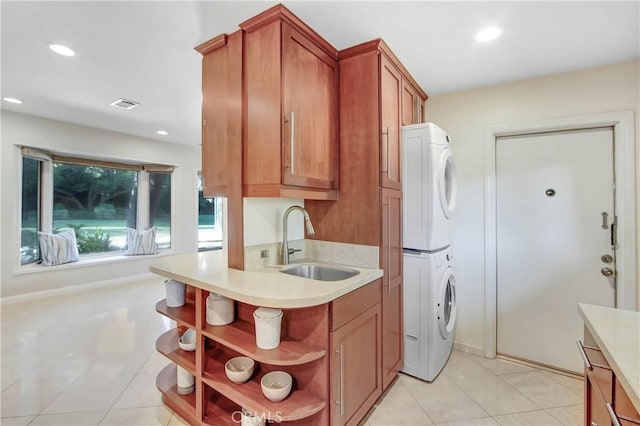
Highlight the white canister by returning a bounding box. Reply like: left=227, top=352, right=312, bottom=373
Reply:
left=206, top=293, right=234, bottom=326
left=253, top=307, right=283, bottom=350
left=165, top=279, right=186, bottom=307
left=176, top=365, right=194, bottom=395
left=241, top=408, right=265, bottom=426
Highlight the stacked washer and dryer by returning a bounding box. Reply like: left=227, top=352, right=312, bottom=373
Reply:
left=401, top=123, right=458, bottom=382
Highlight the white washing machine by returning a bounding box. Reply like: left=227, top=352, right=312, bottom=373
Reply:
left=402, top=247, right=457, bottom=381
left=402, top=123, right=457, bottom=251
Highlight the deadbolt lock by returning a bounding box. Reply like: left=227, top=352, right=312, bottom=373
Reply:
left=600, top=254, right=614, bottom=264
left=601, top=267, right=615, bottom=277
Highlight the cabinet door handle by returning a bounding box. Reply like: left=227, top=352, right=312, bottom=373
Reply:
left=385, top=199, right=392, bottom=295
left=335, top=345, right=345, bottom=416
left=289, top=112, right=295, bottom=174
left=576, top=340, right=593, bottom=370
left=382, top=126, right=390, bottom=175
left=606, top=403, right=622, bottom=426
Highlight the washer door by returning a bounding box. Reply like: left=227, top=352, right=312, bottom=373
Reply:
left=438, top=149, right=457, bottom=219
left=437, top=268, right=457, bottom=340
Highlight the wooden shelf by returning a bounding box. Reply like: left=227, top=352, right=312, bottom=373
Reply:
left=202, top=356, right=326, bottom=422
left=156, top=299, right=196, bottom=327
left=202, top=391, right=240, bottom=425
left=156, top=364, right=198, bottom=425
left=202, top=319, right=326, bottom=366
left=156, top=329, right=196, bottom=374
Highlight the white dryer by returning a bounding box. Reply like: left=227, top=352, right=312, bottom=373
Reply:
left=402, top=123, right=457, bottom=251
left=402, top=247, right=457, bottom=381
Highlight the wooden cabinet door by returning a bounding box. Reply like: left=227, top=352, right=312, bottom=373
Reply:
left=331, top=304, right=382, bottom=426
left=201, top=33, right=242, bottom=197
left=282, top=23, right=338, bottom=190
left=587, top=373, right=612, bottom=426
left=380, top=54, right=402, bottom=190
left=402, top=79, right=419, bottom=126
left=381, top=188, right=403, bottom=390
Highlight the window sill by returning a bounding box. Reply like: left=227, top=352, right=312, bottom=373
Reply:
left=14, top=250, right=176, bottom=276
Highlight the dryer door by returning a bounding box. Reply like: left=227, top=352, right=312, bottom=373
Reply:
left=437, top=268, right=457, bottom=340
left=438, top=149, right=457, bottom=219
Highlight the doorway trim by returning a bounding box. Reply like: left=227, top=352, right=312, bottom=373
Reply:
left=483, top=110, right=636, bottom=358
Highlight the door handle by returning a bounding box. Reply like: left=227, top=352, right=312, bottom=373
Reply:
left=601, top=267, right=614, bottom=277
left=606, top=403, right=622, bottom=426
left=601, top=212, right=608, bottom=229
left=382, top=126, right=390, bottom=175
left=576, top=340, right=593, bottom=370
left=285, top=112, right=295, bottom=174
left=335, top=345, right=345, bottom=416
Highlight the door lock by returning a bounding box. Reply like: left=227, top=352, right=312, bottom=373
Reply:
left=600, top=254, right=614, bottom=264
left=601, top=267, right=615, bottom=277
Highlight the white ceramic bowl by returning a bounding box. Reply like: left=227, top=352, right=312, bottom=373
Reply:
left=260, top=371, right=292, bottom=402
left=225, top=357, right=255, bottom=384
left=178, top=328, right=196, bottom=351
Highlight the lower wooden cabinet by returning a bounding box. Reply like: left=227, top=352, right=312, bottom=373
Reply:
left=381, top=188, right=403, bottom=390
left=579, top=331, right=640, bottom=426
left=330, top=303, right=382, bottom=426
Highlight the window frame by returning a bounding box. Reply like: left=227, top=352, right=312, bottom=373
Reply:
left=19, top=147, right=175, bottom=266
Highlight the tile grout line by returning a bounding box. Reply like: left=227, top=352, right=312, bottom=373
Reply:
left=95, top=347, right=165, bottom=425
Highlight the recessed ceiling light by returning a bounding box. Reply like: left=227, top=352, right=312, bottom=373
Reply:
left=3, top=97, right=23, bottom=104
left=157, top=130, right=168, bottom=136
left=475, top=27, right=502, bottom=42
left=49, top=43, right=76, bottom=57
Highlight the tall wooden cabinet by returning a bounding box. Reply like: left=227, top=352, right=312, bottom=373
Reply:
left=306, top=39, right=427, bottom=398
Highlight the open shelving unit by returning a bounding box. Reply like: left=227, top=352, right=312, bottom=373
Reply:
left=155, top=288, right=330, bottom=425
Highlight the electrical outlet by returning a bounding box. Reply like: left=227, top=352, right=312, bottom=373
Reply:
left=260, top=250, right=269, bottom=259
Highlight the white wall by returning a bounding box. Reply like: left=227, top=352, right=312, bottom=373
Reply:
left=426, top=59, right=639, bottom=353
left=1, top=111, right=201, bottom=298
left=243, top=198, right=304, bottom=246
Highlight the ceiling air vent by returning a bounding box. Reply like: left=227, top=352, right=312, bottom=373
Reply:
left=110, top=98, right=139, bottom=110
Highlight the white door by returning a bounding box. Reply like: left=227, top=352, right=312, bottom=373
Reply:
left=496, top=127, right=616, bottom=373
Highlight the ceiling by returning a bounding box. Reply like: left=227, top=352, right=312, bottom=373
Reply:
left=2, top=1, right=638, bottom=146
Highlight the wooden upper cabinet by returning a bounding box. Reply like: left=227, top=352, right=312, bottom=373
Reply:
left=197, top=33, right=243, bottom=198
left=242, top=6, right=339, bottom=200
left=282, top=24, right=338, bottom=189
left=380, top=54, right=402, bottom=190
left=402, top=79, right=424, bottom=125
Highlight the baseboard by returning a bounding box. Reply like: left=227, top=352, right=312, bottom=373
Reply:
left=0, top=272, right=157, bottom=305
left=453, top=340, right=485, bottom=358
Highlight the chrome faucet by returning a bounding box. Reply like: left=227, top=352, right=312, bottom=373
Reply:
left=281, top=205, right=315, bottom=265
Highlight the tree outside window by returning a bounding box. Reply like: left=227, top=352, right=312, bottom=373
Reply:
left=53, top=163, right=138, bottom=254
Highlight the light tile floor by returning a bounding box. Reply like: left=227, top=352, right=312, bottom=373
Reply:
left=1, top=278, right=584, bottom=425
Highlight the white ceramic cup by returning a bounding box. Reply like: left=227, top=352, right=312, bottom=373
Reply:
left=253, top=308, right=283, bottom=350
left=165, top=279, right=186, bottom=307
left=176, top=365, right=194, bottom=394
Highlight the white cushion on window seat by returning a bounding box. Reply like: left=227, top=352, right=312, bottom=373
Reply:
left=125, top=227, right=158, bottom=255
left=38, top=229, right=80, bottom=266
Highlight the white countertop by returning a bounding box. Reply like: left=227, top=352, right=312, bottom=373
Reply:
left=578, top=303, right=640, bottom=412
left=150, top=251, right=383, bottom=308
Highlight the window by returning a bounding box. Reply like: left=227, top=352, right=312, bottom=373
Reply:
left=149, top=172, right=171, bottom=249
left=19, top=148, right=174, bottom=264
left=21, top=157, right=41, bottom=265
left=53, top=163, right=138, bottom=255
left=198, top=174, right=222, bottom=252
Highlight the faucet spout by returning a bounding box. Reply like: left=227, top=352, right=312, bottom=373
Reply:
left=281, top=205, right=315, bottom=265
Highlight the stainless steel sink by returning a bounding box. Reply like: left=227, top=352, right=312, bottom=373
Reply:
left=279, top=263, right=360, bottom=281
